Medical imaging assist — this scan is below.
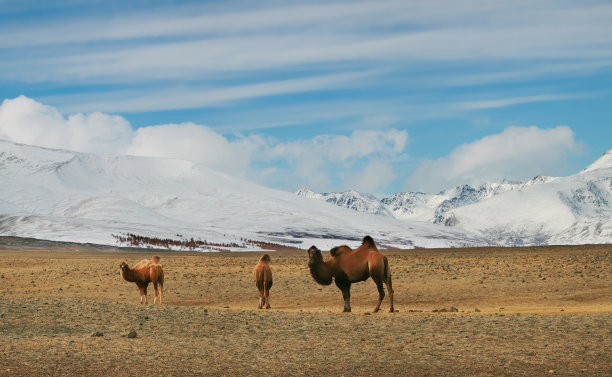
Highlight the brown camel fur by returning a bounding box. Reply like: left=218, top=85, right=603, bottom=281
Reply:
left=253, top=254, right=273, bottom=309
left=307, top=236, right=394, bottom=313
left=120, top=256, right=164, bottom=305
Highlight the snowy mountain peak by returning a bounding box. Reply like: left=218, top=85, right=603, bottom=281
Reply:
left=582, top=149, right=612, bottom=174
left=296, top=150, right=612, bottom=246
left=295, top=188, right=390, bottom=216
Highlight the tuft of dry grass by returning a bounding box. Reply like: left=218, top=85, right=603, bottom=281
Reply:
left=0, top=241, right=610, bottom=376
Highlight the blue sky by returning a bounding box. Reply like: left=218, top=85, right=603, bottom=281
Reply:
left=0, top=0, right=611, bottom=195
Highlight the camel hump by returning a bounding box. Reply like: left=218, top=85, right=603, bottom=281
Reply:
left=330, top=245, right=350, bottom=257
left=362, top=235, right=375, bottom=247
left=330, top=247, right=340, bottom=257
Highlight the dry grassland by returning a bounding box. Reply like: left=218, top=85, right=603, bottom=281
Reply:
left=0, top=238, right=610, bottom=376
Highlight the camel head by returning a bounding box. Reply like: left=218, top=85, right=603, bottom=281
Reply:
left=307, top=245, right=323, bottom=268
left=119, top=262, right=129, bottom=273
left=260, top=254, right=271, bottom=263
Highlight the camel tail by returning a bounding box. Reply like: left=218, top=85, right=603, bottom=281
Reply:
left=362, top=235, right=375, bottom=247
left=265, top=269, right=273, bottom=290
left=383, top=255, right=391, bottom=284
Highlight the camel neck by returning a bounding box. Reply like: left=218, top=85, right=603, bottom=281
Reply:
left=309, top=260, right=333, bottom=286
left=121, top=269, right=136, bottom=282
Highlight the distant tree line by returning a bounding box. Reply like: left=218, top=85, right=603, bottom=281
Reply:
left=112, top=233, right=303, bottom=252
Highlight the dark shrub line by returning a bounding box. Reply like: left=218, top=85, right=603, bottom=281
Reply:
left=112, top=233, right=303, bottom=252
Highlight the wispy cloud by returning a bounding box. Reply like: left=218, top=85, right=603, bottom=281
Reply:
left=455, top=94, right=582, bottom=110
left=50, top=70, right=380, bottom=113
left=405, top=126, right=582, bottom=193
left=2, top=0, right=611, bottom=88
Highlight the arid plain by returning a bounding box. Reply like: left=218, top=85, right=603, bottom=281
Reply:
left=0, top=237, right=610, bottom=376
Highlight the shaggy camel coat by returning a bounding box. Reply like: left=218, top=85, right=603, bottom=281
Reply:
left=253, top=254, right=273, bottom=309
left=120, top=256, right=164, bottom=305
left=308, top=236, right=394, bottom=313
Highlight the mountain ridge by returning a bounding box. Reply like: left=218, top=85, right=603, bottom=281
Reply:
left=0, top=139, right=486, bottom=250
left=296, top=149, right=612, bottom=246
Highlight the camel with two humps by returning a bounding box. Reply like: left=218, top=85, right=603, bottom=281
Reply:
left=120, top=256, right=164, bottom=305
left=254, top=254, right=273, bottom=309
left=307, top=235, right=394, bottom=313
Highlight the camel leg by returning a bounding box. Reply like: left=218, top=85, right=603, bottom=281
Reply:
left=138, top=285, right=146, bottom=304
left=158, top=282, right=163, bottom=305
left=341, top=286, right=351, bottom=312
left=373, top=279, right=385, bottom=313
left=258, top=289, right=264, bottom=309
left=386, top=274, right=394, bottom=313
left=143, top=284, right=149, bottom=304
left=153, top=281, right=163, bottom=305
left=264, top=287, right=271, bottom=309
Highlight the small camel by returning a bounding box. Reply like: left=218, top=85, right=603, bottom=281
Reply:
left=307, top=236, right=394, bottom=313
left=120, top=256, right=164, bottom=305
left=253, top=254, right=273, bottom=309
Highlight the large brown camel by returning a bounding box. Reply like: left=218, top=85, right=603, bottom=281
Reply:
left=120, top=256, right=164, bottom=305
left=307, top=236, right=394, bottom=313
left=253, top=254, right=273, bottom=309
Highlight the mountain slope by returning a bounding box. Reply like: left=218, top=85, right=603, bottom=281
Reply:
left=297, top=149, right=612, bottom=246
left=0, top=140, right=485, bottom=250
left=436, top=167, right=612, bottom=245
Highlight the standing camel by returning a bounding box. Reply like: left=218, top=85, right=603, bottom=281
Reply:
left=119, top=256, right=164, bottom=305
left=307, top=236, right=394, bottom=313
left=253, top=254, right=273, bottom=309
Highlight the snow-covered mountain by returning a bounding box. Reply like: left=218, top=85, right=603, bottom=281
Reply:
left=0, top=139, right=486, bottom=250
left=297, top=150, right=612, bottom=246
left=295, top=189, right=392, bottom=217
left=297, top=178, right=557, bottom=222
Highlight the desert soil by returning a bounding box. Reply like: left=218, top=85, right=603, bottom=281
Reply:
left=0, top=238, right=610, bottom=376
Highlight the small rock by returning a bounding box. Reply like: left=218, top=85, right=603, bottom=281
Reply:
left=449, top=307, right=459, bottom=312
left=128, top=330, right=137, bottom=339
left=92, top=331, right=104, bottom=337
left=475, top=308, right=481, bottom=312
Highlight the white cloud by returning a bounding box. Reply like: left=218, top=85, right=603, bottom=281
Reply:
left=0, top=95, right=133, bottom=154
left=2, top=1, right=611, bottom=92
left=455, top=94, right=583, bottom=110
left=51, top=70, right=378, bottom=114
left=405, top=126, right=581, bottom=193
left=0, top=96, right=406, bottom=192
left=343, top=158, right=397, bottom=194
left=268, top=128, right=407, bottom=192
left=127, top=123, right=265, bottom=176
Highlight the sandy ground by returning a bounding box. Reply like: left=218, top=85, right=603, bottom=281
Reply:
left=0, top=238, right=610, bottom=376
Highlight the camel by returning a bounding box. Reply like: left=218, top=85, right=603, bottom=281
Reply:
left=253, top=254, right=273, bottom=309
left=120, top=256, right=164, bottom=305
left=307, top=236, right=394, bottom=313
